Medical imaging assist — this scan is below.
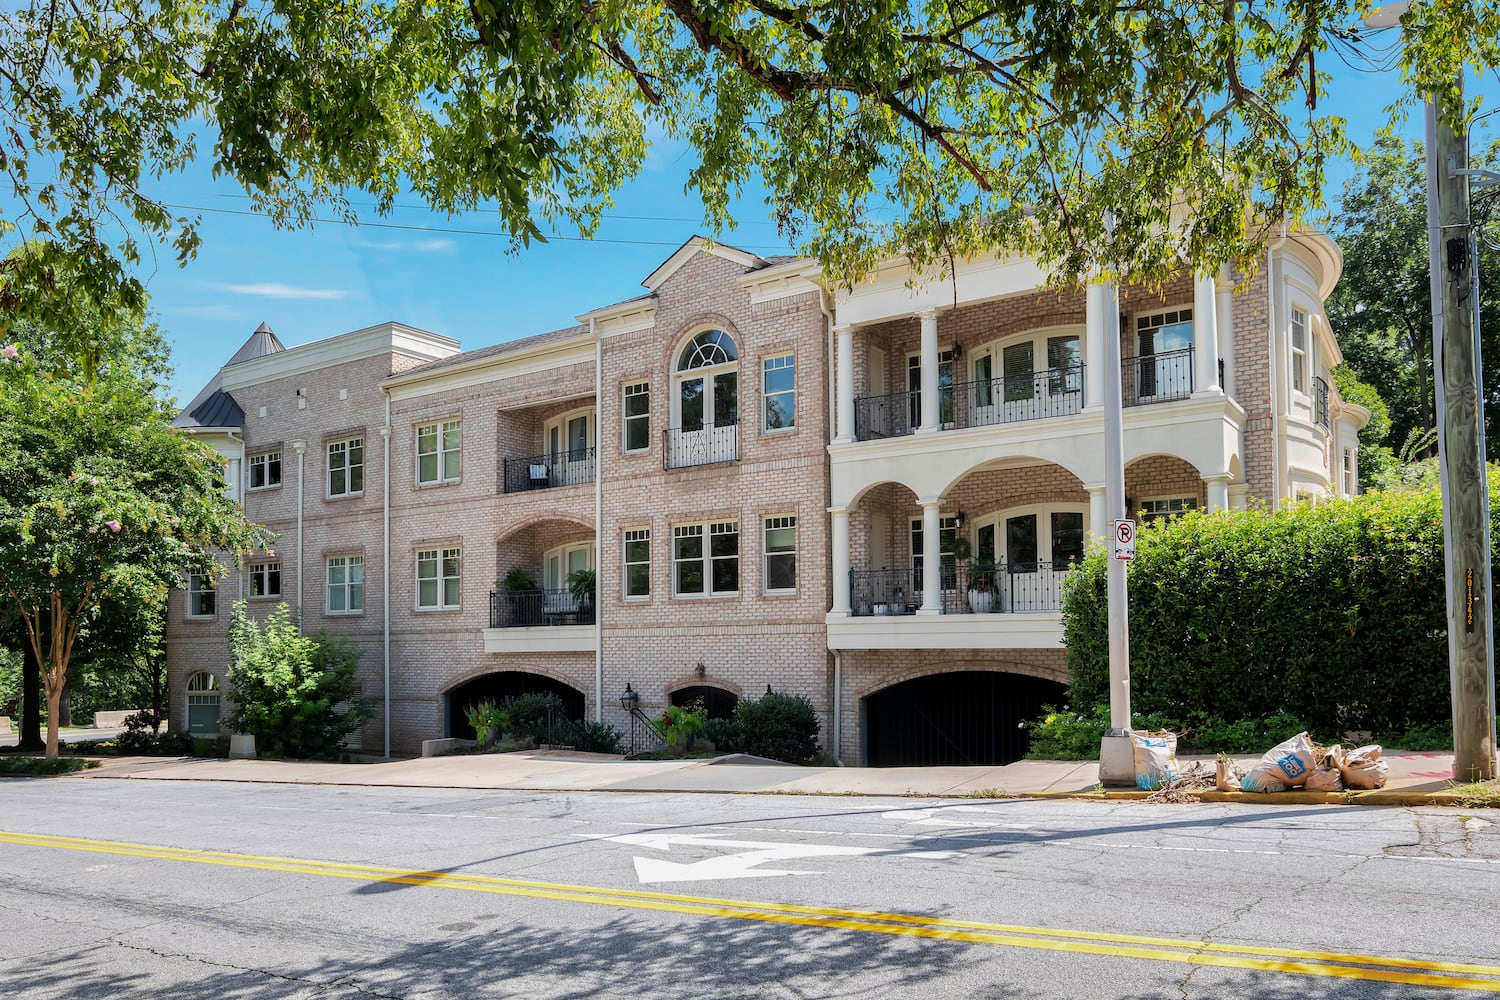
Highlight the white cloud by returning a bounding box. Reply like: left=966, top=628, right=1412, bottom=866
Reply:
left=216, top=282, right=350, bottom=300
left=353, top=237, right=457, bottom=253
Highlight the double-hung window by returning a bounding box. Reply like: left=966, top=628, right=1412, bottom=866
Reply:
left=763, top=355, right=795, bottom=430
left=328, top=437, right=364, bottom=497
left=1291, top=307, right=1309, bottom=393
left=327, top=556, right=364, bottom=614
left=623, top=382, right=650, bottom=453
left=250, top=562, right=281, bottom=598
left=763, top=516, right=796, bottom=593
left=248, top=451, right=281, bottom=489
left=673, top=522, right=739, bottom=596
left=417, top=420, right=461, bottom=485
left=1139, top=497, right=1199, bottom=523
left=624, top=528, right=651, bottom=598
left=417, top=548, right=461, bottom=610
left=187, top=573, right=216, bottom=617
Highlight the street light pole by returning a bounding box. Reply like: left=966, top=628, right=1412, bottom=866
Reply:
left=1425, top=85, right=1498, bottom=781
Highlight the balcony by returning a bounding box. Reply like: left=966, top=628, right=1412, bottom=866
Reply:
left=848, top=561, right=1069, bottom=616
left=854, top=366, right=1085, bottom=441
left=663, top=423, right=738, bottom=470
left=501, top=448, right=597, bottom=494
left=484, top=589, right=595, bottom=654
left=1120, top=347, right=1194, bottom=406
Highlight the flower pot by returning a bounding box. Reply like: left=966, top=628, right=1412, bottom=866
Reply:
left=968, top=590, right=992, bottom=614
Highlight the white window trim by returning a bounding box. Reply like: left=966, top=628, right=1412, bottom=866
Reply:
left=416, top=547, right=462, bottom=611
left=1138, top=496, right=1200, bottom=523
left=671, top=328, right=740, bottom=430
left=247, top=451, right=282, bottom=491
left=543, top=541, right=595, bottom=592
left=1290, top=305, right=1310, bottom=397
left=622, top=382, right=650, bottom=454
left=762, top=354, right=796, bottom=433
left=187, top=573, right=216, bottom=618
left=326, top=555, right=364, bottom=615
left=623, top=527, right=651, bottom=600
left=762, top=515, right=797, bottom=595
left=249, top=561, right=281, bottom=600
left=415, top=418, right=461, bottom=486
left=966, top=504, right=1089, bottom=567
left=671, top=521, right=740, bottom=598
left=327, top=437, right=365, bottom=498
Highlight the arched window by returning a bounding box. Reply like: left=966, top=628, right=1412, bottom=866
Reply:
left=185, top=671, right=221, bottom=736
left=669, top=329, right=740, bottom=467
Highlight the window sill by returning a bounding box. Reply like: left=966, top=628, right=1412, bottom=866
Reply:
left=248, top=595, right=281, bottom=602
left=246, top=483, right=283, bottom=492
left=761, top=589, right=798, bottom=598
left=326, top=610, right=364, bottom=617
left=670, top=593, right=740, bottom=600
left=325, top=492, right=365, bottom=501
left=415, top=605, right=462, bottom=613
left=415, top=478, right=461, bottom=489
left=760, top=426, right=797, bottom=437
left=186, top=614, right=217, bottom=621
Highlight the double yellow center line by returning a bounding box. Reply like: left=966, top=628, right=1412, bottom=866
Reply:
left=5, top=829, right=1499, bottom=992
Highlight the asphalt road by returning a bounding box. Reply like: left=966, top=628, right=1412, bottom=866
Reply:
left=0, top=727, right=125, bottom=748
left=1, top=778, right=1497, bottom=999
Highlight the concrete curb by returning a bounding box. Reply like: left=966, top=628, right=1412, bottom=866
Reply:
left=1005, top=789, right=1490, bottom=807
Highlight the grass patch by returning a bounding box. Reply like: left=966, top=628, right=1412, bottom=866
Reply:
left=1447, top=780, right=1500, bottom=808
left=0, top=756, right=101, bottom=776
left=960, top=787, right=1008, bottom=799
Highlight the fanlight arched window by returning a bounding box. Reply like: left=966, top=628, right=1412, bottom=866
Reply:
left=678, top=329, right=738, bottom=371
left=185, top=671, right=221, bottom=736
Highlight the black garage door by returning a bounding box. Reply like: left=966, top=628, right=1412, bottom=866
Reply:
left=864, top=671, right=1066, bottom=767
left=447, top=672, right=585, bottom=739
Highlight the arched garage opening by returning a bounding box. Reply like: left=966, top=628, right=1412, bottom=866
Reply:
left=670, top=685, right=739, bottom=720
left=863, top=671, right=1066, bottom=766
left=446, top=671, right=585, bottom=739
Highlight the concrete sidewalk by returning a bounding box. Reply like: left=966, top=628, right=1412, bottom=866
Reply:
left=65, top=748, right=1494, bottom=806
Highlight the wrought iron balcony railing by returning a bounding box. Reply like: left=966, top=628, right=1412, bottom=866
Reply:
left=501, top=448, right=597, bottom=494
left=663, top=423, right=738, bottom=469
left=488, top=589, right=596, bottom=628
left=1121, top=347, right=1194, bottom=405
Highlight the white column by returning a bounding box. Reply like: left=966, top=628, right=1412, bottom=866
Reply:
left=830, top=506, right=852, bottom=615
left=1228, top=483, right=1250, bottom=510
left=1084, top=282, right=1106, bottom=409
left=1086, top=484, right=1108, bottom=547
left=835, top=326, right=856, bottom=443
left=1193, top=272, right=1221, bottom=395
left=918, top=498, right=942, bottom=614
left=916, top=310, right=940, bottom=434
left=1216, top=264, right=1235, bottom=396
left=1203, top=474, right=1232, bottom=512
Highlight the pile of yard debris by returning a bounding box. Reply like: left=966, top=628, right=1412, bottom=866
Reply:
left=1131, top=730, right=1389, bottom=801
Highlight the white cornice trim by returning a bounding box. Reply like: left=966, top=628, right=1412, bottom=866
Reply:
left=740, top=259, right=822, bottom=303
left=576, top=299, right=657, bottom=338
left=385, top=333, right=596, bottom=401
left=220, top=322, right=460, bottom=390
left=642, top=236, right=763, bottom=291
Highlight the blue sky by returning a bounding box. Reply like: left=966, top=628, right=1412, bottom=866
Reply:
left=128, top=42, right=1498, bottom=405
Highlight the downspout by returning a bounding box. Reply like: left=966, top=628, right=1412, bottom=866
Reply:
left=1268, top=231, right=1288, bottom=505
left=290, top=439, right=307, bottom=621
left=819, top=290, right=839, bottom=764
left=227, top=429, right=246, bottom=602
left=592, top=318, right=604, bottom=723
left=380, top=389, right=393, bottom=758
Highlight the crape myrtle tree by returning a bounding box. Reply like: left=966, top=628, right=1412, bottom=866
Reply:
left=1, top=0, right=1497, bottom=305
left=0, top=341, right=268, bottom=758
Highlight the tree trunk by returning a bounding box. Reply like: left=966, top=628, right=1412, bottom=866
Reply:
left=45, top=675, right=61, bottom=759
left=19, top=630, right=42, bottom=751
left=59, top=678, right=72, bottom=728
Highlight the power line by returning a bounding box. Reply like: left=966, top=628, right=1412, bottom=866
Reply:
left=161, top=202, right=796, bottom=254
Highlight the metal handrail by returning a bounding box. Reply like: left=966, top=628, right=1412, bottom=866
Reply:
left=502, top=447, right=597, bottom=494
left=1120, top=347, right=1194, bottom=405
left=488, top=589, right=596, bottom=628
left=663, top=423, right=739, bottom=469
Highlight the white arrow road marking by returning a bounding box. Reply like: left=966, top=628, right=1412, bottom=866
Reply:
left=577, top=832, right=956, bottom=884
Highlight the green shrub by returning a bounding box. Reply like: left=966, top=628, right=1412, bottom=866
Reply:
left=226, top=602, right=367, bottom=759
left=733, top=691, right=820, bottom=763
left=1023, top=705, right=1109, bottom=760
left=555, top=719, right=625, bottom=754
left=498, top=692, right=569, bottom=742
left=0, top=756, right=99, bottom=775
left=1061, top=483, right=1500, bottom=736
left=701, top=716, right=740, bottom=753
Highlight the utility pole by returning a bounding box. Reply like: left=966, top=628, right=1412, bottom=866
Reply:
left=1426, top=85, right=1498, bottom=781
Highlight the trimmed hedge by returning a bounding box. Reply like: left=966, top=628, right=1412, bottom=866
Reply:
left=1063, top=479, right=1500, bottom=735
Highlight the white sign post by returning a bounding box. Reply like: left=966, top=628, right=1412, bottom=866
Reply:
left=1113, top=519, right=1136, bottom=561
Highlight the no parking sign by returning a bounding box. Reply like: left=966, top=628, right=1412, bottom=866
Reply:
left=1113, top=519, right=1136, bottom=561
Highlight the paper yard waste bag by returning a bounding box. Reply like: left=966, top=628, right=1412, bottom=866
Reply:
left=1305, top=767, right=1344, bottom=792
left=1131, top=730, right=1180, bottom=790
left=1339, top=744, right=1389, bottom=789
left=1215, top=756, right=1243, bottom=792
left=1241, top=731, right=1317, bottom=792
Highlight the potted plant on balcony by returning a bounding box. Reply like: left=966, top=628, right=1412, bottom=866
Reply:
left=503, top=567, right=541, bottom=625
left=566, top=567, right=596, bottom=625
left=967, top=561, right=998, bottom=614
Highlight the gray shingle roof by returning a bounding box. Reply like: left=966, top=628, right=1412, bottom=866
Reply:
left=173, top=323, right=286, bottom=428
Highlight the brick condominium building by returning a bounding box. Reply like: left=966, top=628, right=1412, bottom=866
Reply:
left=168, top=233, right=1366, bottom=765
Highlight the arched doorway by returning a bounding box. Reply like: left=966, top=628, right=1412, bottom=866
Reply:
left=446, top=672, right=585, bottom=739
left=185, top=672, right=221, bottom=736
left=670, top=685, right=739, bottom=720
left=863, top=671, right=1066, bottom=766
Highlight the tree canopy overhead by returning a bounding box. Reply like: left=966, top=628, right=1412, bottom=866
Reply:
left=0, top=0, right=1495, bottom=306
